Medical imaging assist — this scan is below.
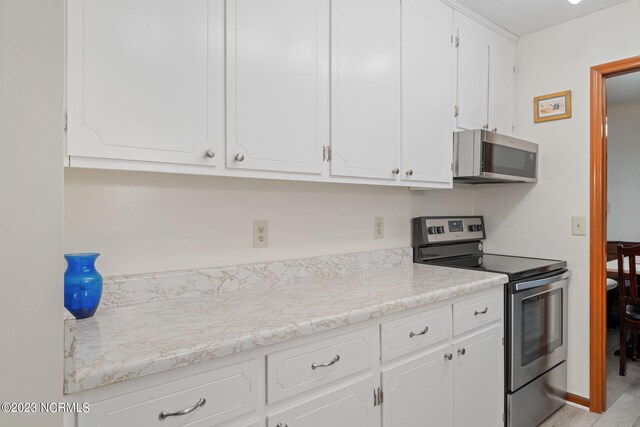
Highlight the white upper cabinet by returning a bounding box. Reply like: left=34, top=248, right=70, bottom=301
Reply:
left=489, top=37, right=516, bottom=134
left=455, top=12, right=490, bottom=131
left=66, top=0, right=514, bottom=187
left=67, top=0, right=223, bottom=165
left=226, top=0, right=329, bottom=174
left=330, top=0, right=402, bottom=180
left=455, top=12, right=515, bottom=134
left=401, top=0, right=454, bottom=185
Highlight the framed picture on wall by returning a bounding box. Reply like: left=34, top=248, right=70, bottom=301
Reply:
left=534, top=90, right=572, bottom=123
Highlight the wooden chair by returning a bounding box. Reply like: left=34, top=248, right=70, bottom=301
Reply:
left=608, top=241, right=640, bottom=261
left=616, top=243, right=640, bottom=375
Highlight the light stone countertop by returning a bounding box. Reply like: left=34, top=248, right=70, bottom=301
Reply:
left=66, top=249, right=508, bottom=393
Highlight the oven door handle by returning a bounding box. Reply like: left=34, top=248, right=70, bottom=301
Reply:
left=513, top=270, right=571, bottom=292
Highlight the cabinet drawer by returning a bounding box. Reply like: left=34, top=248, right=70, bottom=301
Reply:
left=453, top=291, right=502, bottom=335
left=267, top=327, right=377, bottom=403
left=267, top=375, right=376, bottom=427
left=77, top=360, right=259, bottom=427
left=380, top=305, right=451, bottom=361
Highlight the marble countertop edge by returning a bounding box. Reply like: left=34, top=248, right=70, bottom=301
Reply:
left=70, top=270, right=507, bottom=392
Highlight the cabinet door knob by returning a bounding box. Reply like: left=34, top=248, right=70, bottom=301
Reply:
left=234, top=153, right=245, bottom=162
left=276, top=424, right=288, bottom=427
left=483, top=124, right=489, bottom=130
left=444, top=353, right=453, bottom=361
left=458, top=348, right=466, bottom=356
left=492, top=127, right=498, bottom=132
left=405, top=169, right=413, bottom=176
left=203, top=149, right=215, bottom=159
left=392, top=168, right=400, bottom=175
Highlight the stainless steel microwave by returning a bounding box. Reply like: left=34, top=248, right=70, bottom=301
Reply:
left=453, top=130, right=538, bottom=184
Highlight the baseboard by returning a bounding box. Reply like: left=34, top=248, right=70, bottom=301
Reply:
left=565, top=392, right=590, bottom=409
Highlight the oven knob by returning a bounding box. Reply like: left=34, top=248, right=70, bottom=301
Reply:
left=478, top=256, right=483, bottom=265
left=427, top=226, right=437, bottom=235
left=437, top=226, right=445, bottom=234
left=476, top=224, right=483, bottom=232
left=478, top=243, right=483, bottom=251
left=468, top=225, right=476, bottom=232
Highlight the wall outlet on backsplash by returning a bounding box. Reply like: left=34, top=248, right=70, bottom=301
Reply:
left=253, top=220, right=269, bottom=248
left=374, top=217, right=384, bottom=239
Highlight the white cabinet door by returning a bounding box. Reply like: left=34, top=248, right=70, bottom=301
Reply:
left=330, top=0, right=401, bottom=180
left=455, top=13, right=489, bottom=131
left=452, top=325, right=504, bottom=427
left=489, top=39, right=515, bottom=135
left=401, top=0, right=454, bottom=185
left=268, top=376, right=378, bottom=427
left=226, top=0, right=329, bottom=174
left=381, top=345, right=452, bottom=427
left=67, top=0, right=223, bottom=166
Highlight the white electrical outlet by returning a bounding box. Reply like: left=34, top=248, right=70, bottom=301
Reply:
left=374, top=217, right=384, bottom=239
left=253, top=220, right=269, bottom=248
left=572, top=216, right=587, bottom=236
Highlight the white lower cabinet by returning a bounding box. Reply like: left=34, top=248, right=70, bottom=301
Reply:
left=452, top=324, right=504, bottom=427
left=73, top=290, right=504, bottom=427
left=379, top=290, right=504, bottom=427
left=267, top=327, right=377, bottom=403
left=381, top=344, right=452, bottom=427
left=267, top=376, right=378, bottom=427
left=76, top=360, right=260, bottom=427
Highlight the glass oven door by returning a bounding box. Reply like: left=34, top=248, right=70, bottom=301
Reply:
left=509, top=271, right=569, bottom=391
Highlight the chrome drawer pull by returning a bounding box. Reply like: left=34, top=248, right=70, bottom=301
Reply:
left=458, top=347, right=466, bottom=356
left=311, top=354, right=340, bottom=370
left=159, top=397, right=206, bottom=420
left=474, top=307, right=488, bottom=316
left=409, top=326, right=429, bottom=338
left=444, top=353, right=453, bottom=361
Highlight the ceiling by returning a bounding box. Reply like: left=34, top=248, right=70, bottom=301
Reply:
left=607, top=71, right=640, bottom=105
left=454, top=0, right=631, bottom=36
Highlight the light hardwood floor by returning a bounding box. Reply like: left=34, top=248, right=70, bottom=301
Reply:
left=540, top=329, right=640, bottom=426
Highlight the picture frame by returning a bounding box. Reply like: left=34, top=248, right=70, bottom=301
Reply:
left=534, top=90, right=572, bottom=123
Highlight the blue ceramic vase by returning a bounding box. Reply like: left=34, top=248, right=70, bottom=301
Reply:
left=64, top=253, right=103, bottom=319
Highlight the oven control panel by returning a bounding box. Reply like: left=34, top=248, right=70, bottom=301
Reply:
left=412, top=216, right=485, bottom=246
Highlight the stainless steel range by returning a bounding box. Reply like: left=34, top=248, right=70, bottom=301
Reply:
left=412, top=216, right=570, bottom=427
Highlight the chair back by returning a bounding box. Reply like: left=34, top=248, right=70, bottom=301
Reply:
left=608, top=241, right=640, bottom=261
left=617, top=243, right=640, bottom=305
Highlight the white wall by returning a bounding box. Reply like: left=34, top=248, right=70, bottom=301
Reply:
left=474, top=0, right=640, bottom=398
left=607, top=101, right=640, bottom=241
left=65, top=169, right=474, bottom=276
left=0, top=1, right=64, bottom=426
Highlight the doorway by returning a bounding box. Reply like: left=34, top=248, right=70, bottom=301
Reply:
left=590, top=56, right=640, bottom=413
